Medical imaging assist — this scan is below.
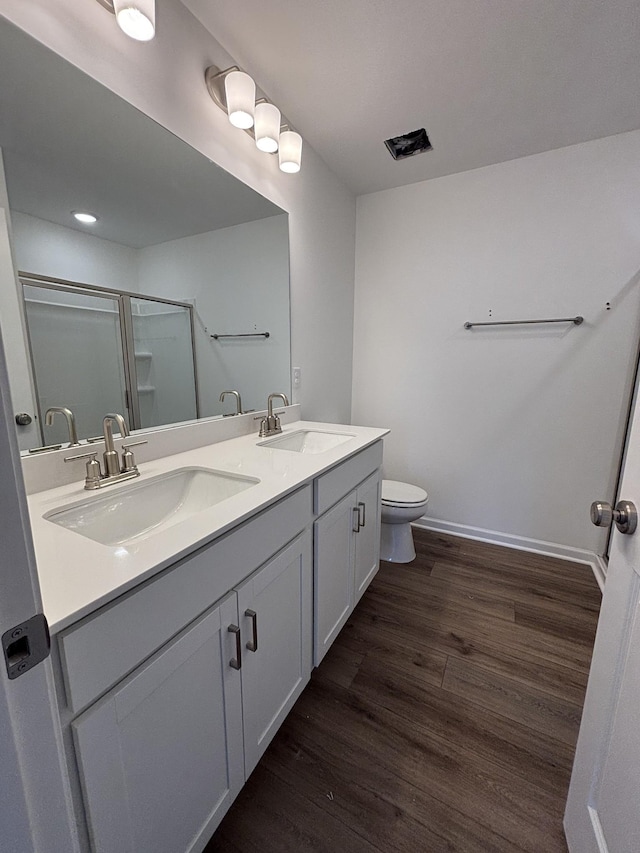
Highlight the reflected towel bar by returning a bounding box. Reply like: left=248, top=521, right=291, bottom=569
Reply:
left=464, top=316, right=583, bottom=330
left=211, top=332, right=270, bottom=339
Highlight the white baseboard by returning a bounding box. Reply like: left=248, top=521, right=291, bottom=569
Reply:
left=413, top=516, right=606, bottom=593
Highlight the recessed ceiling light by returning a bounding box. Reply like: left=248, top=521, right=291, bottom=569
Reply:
left=72, top=211, right=99, bottom=224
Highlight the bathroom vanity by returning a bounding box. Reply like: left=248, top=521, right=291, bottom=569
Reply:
left=26, top=419, right=388, bottom=853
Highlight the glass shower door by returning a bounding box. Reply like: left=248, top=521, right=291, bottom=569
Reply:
left=129, top=296, right=198, bottom=430
left=22, top=283, right=130, bottom=444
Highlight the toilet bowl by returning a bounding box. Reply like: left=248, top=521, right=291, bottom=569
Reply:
left=380, top=479, right=428, bottom=563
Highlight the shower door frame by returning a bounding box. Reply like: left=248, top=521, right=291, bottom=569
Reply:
left=19, top=272, right=200, bottom=441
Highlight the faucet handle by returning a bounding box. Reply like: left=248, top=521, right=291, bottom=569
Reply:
left=121, top=440, right=148, bottom=451
left=121, top=439, right=147, bottom=473
left=64, top=450, right=102, bottom=488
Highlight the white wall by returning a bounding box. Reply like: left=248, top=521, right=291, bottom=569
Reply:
left=138, top=214, right=290, bottom=416
left=11, top=211, right=138, bottom=291
left=0, top=0, right=356, bottom=424
left=353, top=130, right=640, bottom=553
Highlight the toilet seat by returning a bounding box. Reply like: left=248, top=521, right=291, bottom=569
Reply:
left=381, top=479, right=428, bottom=507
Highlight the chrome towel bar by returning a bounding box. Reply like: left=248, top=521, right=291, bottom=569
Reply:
left=464, top=316, right=583, bottom=330
left=211, top=331, right=270, bottom=339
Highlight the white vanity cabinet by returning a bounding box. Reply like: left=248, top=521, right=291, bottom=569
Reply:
left=56, top=486, right=312, bottom=853
left=313, top=442, right=383, bottom=665
left=71, top=529, right=312, bottom=853
left=45, top=434, right=385, bottom=853
left=72, top=595, right=244, bottom=853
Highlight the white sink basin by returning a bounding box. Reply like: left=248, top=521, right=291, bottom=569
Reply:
left=45, top=467, right=260, bottom=546
left=258, top=429, right=356, bottom=454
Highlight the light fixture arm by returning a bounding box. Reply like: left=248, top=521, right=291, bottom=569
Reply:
left=204, top=65, right=242, bottom=113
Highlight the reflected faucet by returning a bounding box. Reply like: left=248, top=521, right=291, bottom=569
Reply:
left=219, top=390, right=243, bottom=416
left=45, top=406, right=80, bottom=447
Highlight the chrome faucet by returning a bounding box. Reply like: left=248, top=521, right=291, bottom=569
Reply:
left=64, top=412, right=147, bottom=490
left=102, top=413, right=129, bottom=476
left=219, top=389, right=243, bottom=416
left=258, top=393, right=290, bottom=437
left=45, top=406, right=80, bottom=447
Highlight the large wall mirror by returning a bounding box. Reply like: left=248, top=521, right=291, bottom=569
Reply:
left=0, top=18, right=291, bottom=451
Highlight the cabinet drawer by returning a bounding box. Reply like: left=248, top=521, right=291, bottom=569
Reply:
left=59, top=484, right=312, bottom=715
left=314, top=441, right=383, bottom=516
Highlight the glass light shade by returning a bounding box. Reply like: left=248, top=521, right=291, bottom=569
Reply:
left=225, top=71, right=256, bottom=129
left=278, top=131, right=302, bottom=173
left=254, top=103, right=281, bottom=153
left=113, top=0, right=155, bottom=41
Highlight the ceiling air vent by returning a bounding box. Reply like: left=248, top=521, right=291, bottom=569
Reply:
left=384, top=128, right=432, bottom=160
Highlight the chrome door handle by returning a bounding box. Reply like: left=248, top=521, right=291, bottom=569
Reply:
left=228, top=624, right=242, bottom=669
left=590, top=500, right=638, bottom=535
left=358, top=501, right=366, bottom=528
left=352, top=507, right=361, bottom=533
left=245, top=609, right=258, bottom=652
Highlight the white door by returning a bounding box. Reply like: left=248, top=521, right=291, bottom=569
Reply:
left=72, top=597, right=244, bottom=853
left=353, top=470, right=382, bottom=604
left=237, top=531, right=312, bottom=777
left=314, top=490, right=357, bottom=665
left=564, top=387, right=640, bottom=851
left=0, top=264, right=77, bottom=847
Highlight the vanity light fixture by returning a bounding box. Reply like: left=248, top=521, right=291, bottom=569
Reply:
left=254, top=102, right=281, bottom=153
left=95, top=0, right=156, bottom=42
left=278, top=130, right=303, bottom=173
left=72, top=211, right=99, bottom=224
left=205, top=65, right=303, bottom=173
left=224, top=70, right=256, bottom=129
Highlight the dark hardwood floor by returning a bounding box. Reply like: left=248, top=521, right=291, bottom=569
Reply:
left=205, top=528, right=601, bottom=853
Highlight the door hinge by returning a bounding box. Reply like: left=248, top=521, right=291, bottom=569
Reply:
left=2, top=614, right=50, bottom=680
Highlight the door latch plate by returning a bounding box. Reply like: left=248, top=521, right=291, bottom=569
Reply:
left=2, top=614, right=50, bottom=679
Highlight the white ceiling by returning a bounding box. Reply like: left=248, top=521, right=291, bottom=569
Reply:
left=184, top=0, right=640, bottom=195
left=0, top=19, right=282, bottom=249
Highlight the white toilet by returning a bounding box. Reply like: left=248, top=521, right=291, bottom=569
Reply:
left=380, top=479, right=428, bottom=563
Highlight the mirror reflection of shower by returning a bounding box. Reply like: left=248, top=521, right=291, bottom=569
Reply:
left=21, top=276, right=198, bottom=446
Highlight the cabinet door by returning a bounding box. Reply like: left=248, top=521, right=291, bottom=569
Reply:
left=314, top=490, right=357, bottom=665
left=236, top=531, right=312, bottom=776
left=354, top=470, right=382, bottom=604
left=72, top=596, right=244, bottom=853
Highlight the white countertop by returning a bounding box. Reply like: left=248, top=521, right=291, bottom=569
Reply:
left=27, top=421, right=388, bottom=634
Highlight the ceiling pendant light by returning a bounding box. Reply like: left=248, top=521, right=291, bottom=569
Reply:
left=224, top=71, right=256, bottom=130
left=254, top=103, right=281, bottom=153
left=278, top=130, right=302, bottom=173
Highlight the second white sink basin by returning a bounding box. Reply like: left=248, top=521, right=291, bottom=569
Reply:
left=45, top=467, right=260, bottom=546
left=258, top=429, right=356, bottom=454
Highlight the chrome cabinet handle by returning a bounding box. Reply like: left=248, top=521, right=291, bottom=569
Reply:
left=245, top=609, right=258, bottom=652
left=352, top=507, right=361, bottom=533
left=358, top=501, right=366, bottom=528
left=228, top=624, right=242, bottom=669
